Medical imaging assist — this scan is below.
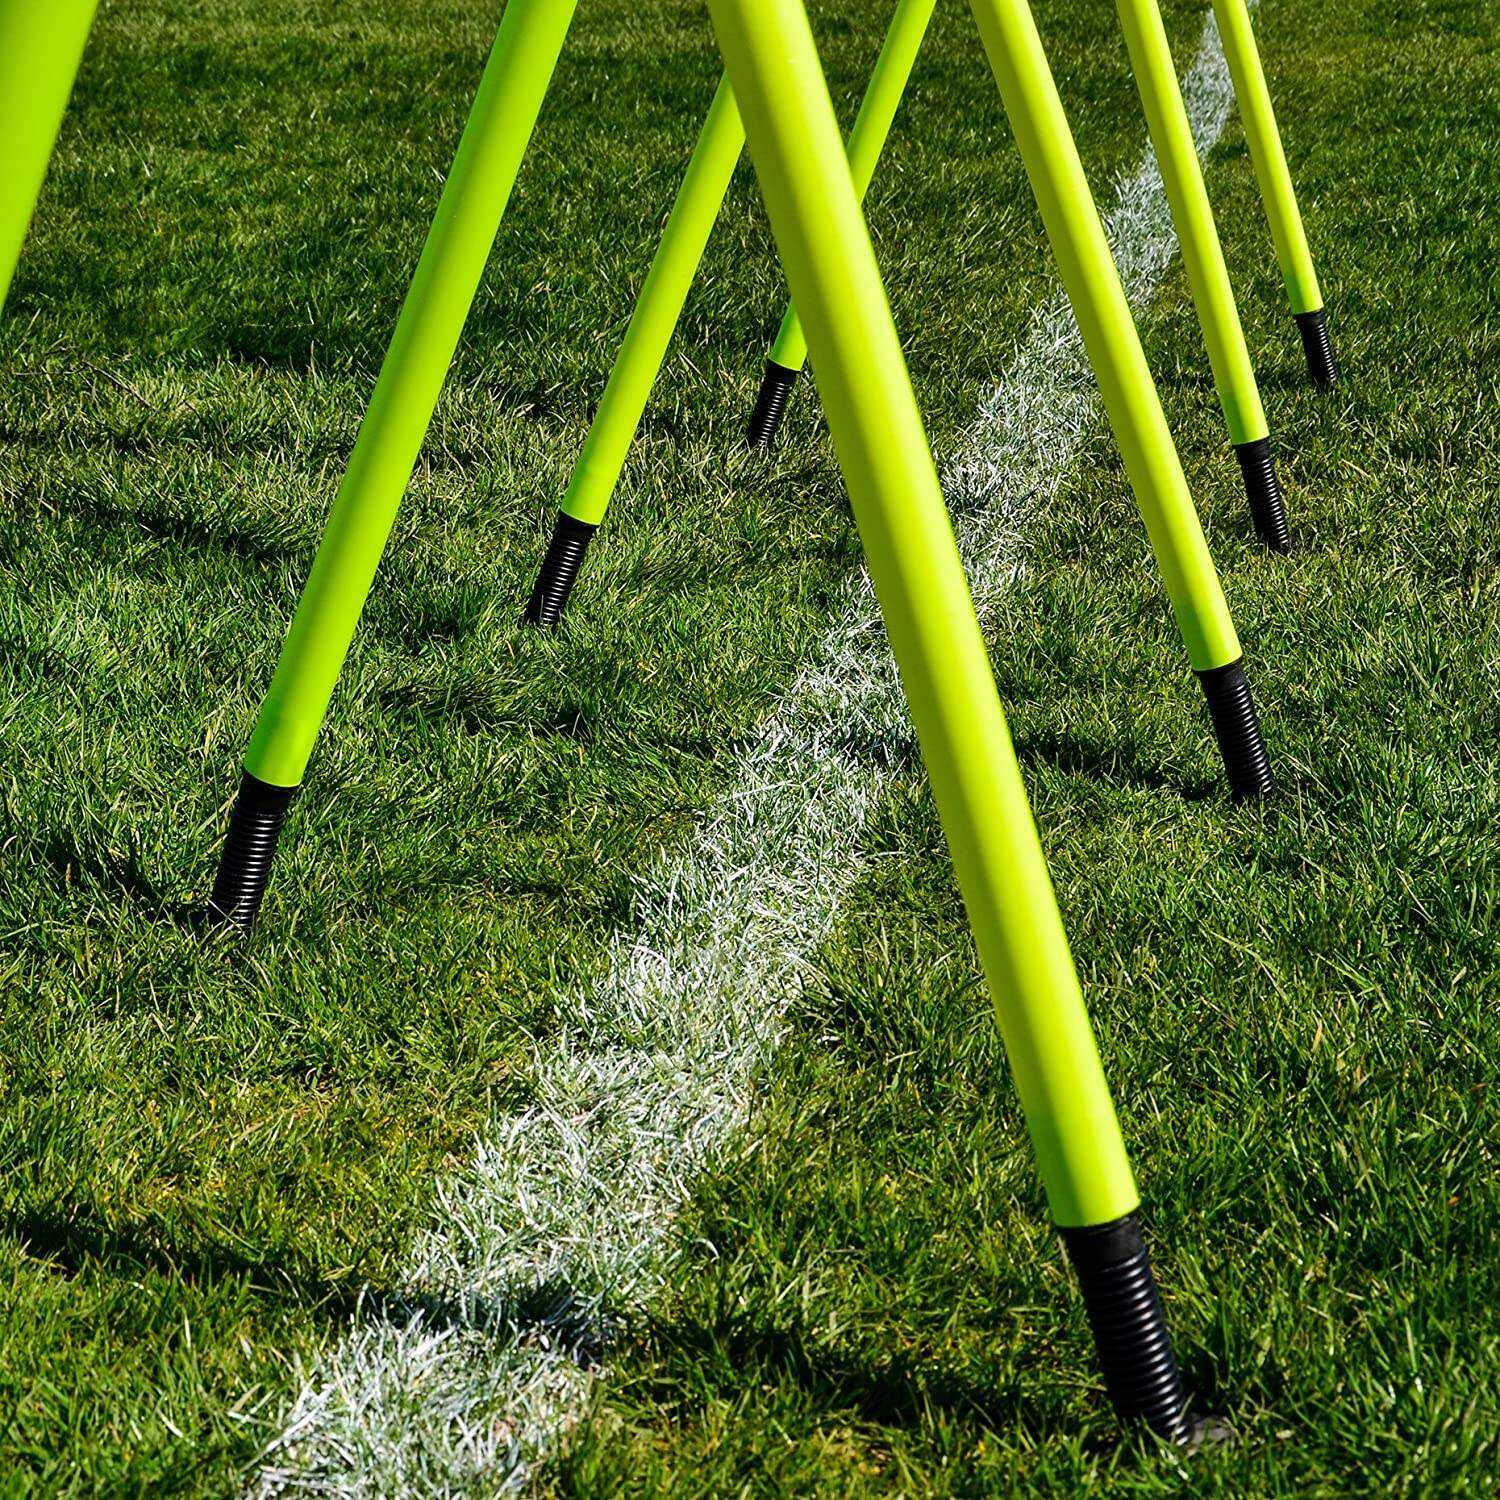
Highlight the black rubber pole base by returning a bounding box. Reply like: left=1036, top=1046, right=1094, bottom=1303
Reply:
left=1233, top=437, right=1291, bottom=553
left=1295, top=307, right=1338, bottom=389
left=523, top=513, right=596, bottom=628
left=1197, top=658, right=1274, bottom=800
left=206, top=770, right=298, bottom=936
left=745, top=360, right=799, bottom=450
left=1061, top=1214, right=1192, bottom=1442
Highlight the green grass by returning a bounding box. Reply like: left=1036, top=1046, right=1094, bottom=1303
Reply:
left=0, top=0, right=1495, bottom=1493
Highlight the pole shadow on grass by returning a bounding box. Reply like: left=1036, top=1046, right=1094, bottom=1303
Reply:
left=6, top=1205, right=369, bottom=1327
left=62, top=490, right=302, bottom=569
left=0, top=472, right=305, bottom=570
left=1253, top=363, right=1344, bottom=396
left=32, top=827, right=207, bottom=935
left=1013, top=726, right=1220, bottom=802
left=612, top=1303, right=1138, bottom=1454
left=613, top=1291, right=1240, bottom=1460
left=827, top=719, right=1224, bottom=803
left=5, top=1202, right=609, bottom=1369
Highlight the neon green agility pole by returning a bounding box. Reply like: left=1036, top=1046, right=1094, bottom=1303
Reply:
left=1211, top=0, right=1338, bottom=387
left=0, top=0, right=100, bottom=315
left=523, top=72, right=746, bottom=627
left=744, top=0, right=938, bottom=450
left=208, top=0, right=580, bottom=935
left=1116, top=0, right=1290, bottom=551
left=707, top=0, right=1192, bottom=1440
left=523, top=0, right=937, bottom=629
left=967, top=0, right=1272, bottom=800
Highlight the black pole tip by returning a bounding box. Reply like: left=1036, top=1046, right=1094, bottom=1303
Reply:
left=745, top=360, right=799, bottom=450
left=1061, top=1213, right=1193, bottom=1442
left=1233, top=437, right=1292, bottom=553
left=1197, top=658, right=1274, bottom=801
left=206, top=770, right=298, bottom=936
left=1294, top=307, right=1338, bottom=390
left=523, top=513, right=597, bottom=629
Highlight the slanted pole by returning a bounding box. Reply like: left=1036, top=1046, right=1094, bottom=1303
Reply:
left=1210, top=0, right=1337, bottom=387
left=524, top=0, right=940, bottom=629
left=208, top=0, right=581, bottom=934
left=966, top=0, right=1272, bottom=799
left=745, top=0, right=939, bottom=450
left=1116, top=0, right=1290, bottom=550
left=0, top=0, right=100, bottom=314
left=524, top=73, right=746, bottom=627
left=708, top=0, right=1191, bottom=1439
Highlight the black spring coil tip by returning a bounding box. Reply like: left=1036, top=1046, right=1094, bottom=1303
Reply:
left=745, top=361, right=799, bottom=450
left=1061, top=1213, right=1194, bottom=1443
left=1197, top=658, right=1274, bottom=801
left=206, top=770, right=298, bottom=936
left=1295, top=307, right=1339, bottom=390
left=1233, top=437, right=1292, bottom=553
left=524, top=513, right=597, bottom=629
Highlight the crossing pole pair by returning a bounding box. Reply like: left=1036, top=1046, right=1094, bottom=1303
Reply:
left=525, top=0, right=1273, bottom=804
left=524, top=0, right=937, bottom=627
left=743, top=0, right=1335, bottom=523
left=206, top=0, right=1199, bottom=1439
left=0, top=0, right=99, bottom=315
left=928, top=0, right=1274, bottom=804
left=742, top=0, right=940, bottom=450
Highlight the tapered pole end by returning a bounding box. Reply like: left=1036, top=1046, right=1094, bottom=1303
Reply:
left=206, top=770, right=298, bottom=936
left=1061, top=1214, right=1193, bottom=1442
left=1233, top=438, right=1292, bottom=553
left=1295, top=307, right=1338, bottom=389
left=1197, top=659, right=1274, bottom=801
left=745, top=361, right=799, bottom=450
left=523, top=513, right=597, bottom=629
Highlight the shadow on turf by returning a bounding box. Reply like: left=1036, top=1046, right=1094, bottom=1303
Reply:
left=614, top=1299, right=1245, bottom=1463
left=33, top=829, right=205, bottom=936
left=9, top=1207, right=1233, bottom=1447
left=8, top=1203, right=609, bottom=1365
left=7, top=1205, right=367, bottom=1323
left=823, top=717, right=1221, bottom=803
left=66, top=488, right=301, bottom=567
left=621, top=1305, right=1137, bottom=1452
left=1013, top=726, right=1218, bottom=802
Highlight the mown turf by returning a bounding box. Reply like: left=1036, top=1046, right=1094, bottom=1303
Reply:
left=0, top=0, right=1494, bottom=1494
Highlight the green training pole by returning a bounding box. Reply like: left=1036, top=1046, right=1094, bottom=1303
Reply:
left=1210, top=0, right=1337, bottom=387
left=744, top=0, right=938, bottom=450
left=524, top=0, right=939, bottom=629
left=708, top=0, right=1191, bottom=1440
left=0, top=0, right=99, bottom=315
left=208, top=0, right=580, bottom=935
left=1116, top=0, right=1290, bottom=552
left=967, top=0, right=1272, bottom=800
left=523, top=72, right=746, bottom=628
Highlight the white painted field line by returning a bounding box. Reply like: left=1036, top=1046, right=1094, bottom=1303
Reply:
left=253, top=14, right=1236, bottom=1494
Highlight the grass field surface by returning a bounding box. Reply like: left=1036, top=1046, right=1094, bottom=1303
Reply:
left=0, top=0, right=1495, bottom=1494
